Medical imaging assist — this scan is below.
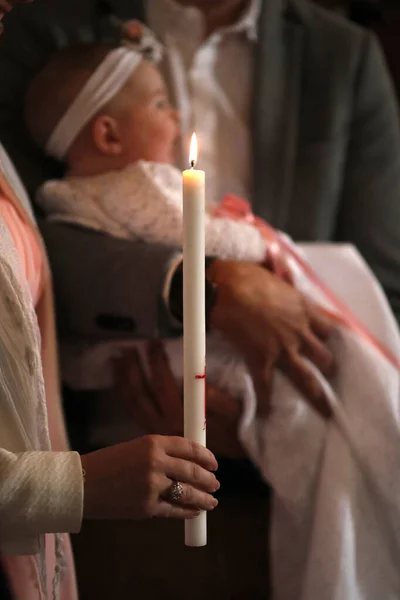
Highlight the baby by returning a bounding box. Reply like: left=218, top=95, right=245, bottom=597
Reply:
left=25, top=35, right=279, bottom=393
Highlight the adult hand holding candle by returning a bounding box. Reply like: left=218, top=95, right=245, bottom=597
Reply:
left=183, top=133, right=207, bottom=547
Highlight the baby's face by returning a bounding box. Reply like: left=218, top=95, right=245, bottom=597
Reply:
left=116, top=61, right=180, bottom=165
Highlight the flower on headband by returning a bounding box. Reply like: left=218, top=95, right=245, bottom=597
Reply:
left=120, top=20, right=163, bottom=64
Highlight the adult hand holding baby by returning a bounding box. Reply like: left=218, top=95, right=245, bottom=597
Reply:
left=206, top=260, right=335, bottom=418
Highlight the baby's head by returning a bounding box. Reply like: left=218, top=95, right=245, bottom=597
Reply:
left=25, top=43, right=180, bottom=175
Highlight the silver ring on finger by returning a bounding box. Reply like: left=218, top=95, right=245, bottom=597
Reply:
left=166, top=480, right=184, bottom=503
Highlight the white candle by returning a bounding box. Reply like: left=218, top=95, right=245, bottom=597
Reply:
left=183, top=133, right=207, bottom=547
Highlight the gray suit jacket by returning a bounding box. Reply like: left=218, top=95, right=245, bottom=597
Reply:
left=1, top=0, right=400, bottom=340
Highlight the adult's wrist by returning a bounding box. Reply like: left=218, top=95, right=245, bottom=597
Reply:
left=168, top=256, right=219, bottom=329
left=167, top=258, right=183, bottom=322
left=80, top=452, right=98, bottom=520
left=205, top=259, right=243, bottom=330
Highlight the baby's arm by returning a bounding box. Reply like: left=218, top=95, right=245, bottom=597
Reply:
left=204, top=215, right=268, bottom=262
left=113, top=162, right=268, bottom=262
left=109, top=161, right=186, bottom=247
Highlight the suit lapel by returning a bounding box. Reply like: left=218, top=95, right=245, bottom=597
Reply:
left=252, top=0, right=304, bottom=229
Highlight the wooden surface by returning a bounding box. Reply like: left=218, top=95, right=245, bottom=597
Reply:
left=72, top=490, right=271, bottom=600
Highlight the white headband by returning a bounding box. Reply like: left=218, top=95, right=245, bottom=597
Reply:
left=46, top=47, right=142, bottom=160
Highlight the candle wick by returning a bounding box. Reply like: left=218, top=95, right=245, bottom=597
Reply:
left=190, top=160, right=196, bottom=169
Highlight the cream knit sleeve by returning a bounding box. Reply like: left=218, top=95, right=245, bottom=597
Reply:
left=0, top=450, right=83, bottom=552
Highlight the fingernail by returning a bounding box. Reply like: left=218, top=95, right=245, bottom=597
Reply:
left=213, top=479, right=220, bottom=492
left=211, top=459, right=218, bottom=471
left=212, top=498, right=219, bottom=509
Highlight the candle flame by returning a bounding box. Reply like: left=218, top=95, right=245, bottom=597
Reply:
left=189, top=132, right=197, bottom=168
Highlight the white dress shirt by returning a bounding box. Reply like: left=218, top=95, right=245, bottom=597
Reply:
left=147, top=0, right=261, bottom=205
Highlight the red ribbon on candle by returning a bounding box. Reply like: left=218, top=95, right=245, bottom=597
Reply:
left=195, top=370, right=206, bottom=430
left=214, top=194, right=400, bottom=371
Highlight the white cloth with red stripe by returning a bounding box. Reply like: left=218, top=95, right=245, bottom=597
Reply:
left=238, top=241, right=400, bottom=600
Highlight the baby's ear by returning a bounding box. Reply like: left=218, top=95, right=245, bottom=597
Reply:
left=92, top=115, right=123, bottom=156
